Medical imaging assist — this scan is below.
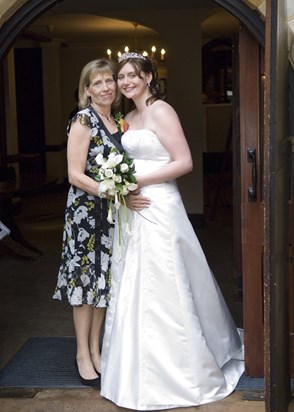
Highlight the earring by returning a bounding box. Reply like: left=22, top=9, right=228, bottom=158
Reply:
left=147, top=82, right=150, bottom=87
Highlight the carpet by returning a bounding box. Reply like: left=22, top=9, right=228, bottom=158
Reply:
left=0, top=337, right=290, bottom=396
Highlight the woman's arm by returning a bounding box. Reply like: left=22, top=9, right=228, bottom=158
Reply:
left=67, top=120, right=100, bottom=196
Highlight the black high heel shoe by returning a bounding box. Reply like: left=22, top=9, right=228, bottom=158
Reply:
left=74, top=360, right=101, bottom=388
left=94, top=368, right=101, bottom=379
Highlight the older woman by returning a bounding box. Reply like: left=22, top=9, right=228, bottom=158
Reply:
left=53, top=59, right=123, bottom=387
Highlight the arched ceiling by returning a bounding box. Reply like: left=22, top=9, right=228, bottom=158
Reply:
left=0, top=0, right=293, bottom=68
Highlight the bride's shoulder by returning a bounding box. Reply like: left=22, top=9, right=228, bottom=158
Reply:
left=151, top=99, right=175, bottom=113
left=151, top=100, right=177, bottom=121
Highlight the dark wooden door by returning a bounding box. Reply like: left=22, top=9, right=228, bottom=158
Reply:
left=238, top=1, right=291, bottom=408
left=238, top=24, right=265, bottom=377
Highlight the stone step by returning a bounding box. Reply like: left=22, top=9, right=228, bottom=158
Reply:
left=0, top=389, right=268, bottom=412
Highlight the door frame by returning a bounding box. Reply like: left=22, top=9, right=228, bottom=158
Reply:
left=264, top=0, right=290, bottom=409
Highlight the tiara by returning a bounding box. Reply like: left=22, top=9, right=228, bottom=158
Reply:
left=118, top=52, right=147, bottom=63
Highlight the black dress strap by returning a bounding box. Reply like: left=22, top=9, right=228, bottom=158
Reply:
left=88, top=106, right=125, bottom=154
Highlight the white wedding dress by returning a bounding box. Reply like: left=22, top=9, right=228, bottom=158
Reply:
left=100, top=129, right=244, bottom=410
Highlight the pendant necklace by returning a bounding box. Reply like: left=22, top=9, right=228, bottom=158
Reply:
left=97, top=111, right=112, bottom=122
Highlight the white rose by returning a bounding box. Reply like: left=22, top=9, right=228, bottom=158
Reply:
left=99, top=179, right=115, bottom=194
left=120, top=163, right=129, bottom=173
left=126, top=182, right=138, bottom=191
left=105, top=169, right=114, bottom=178
left=113, top=174, right=122, bottom=183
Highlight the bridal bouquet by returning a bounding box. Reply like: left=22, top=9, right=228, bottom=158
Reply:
left=95, top=148, right=138, bottom=241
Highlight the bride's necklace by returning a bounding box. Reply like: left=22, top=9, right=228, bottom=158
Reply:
left=96, top=110, right=112, bottom=122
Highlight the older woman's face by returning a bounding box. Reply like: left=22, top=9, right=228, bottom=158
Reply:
left=85, top=71, right=116, bottom=107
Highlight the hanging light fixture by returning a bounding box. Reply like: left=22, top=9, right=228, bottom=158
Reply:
left=106, top=23, right=166, bottom=62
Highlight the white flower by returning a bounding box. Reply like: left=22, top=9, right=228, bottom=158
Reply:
left=104, top=168, right=114, bottom=178
left=53, top=290, right=61, bottom=300
left=101, top=251, right=110, bottom=271
left=68, top=254, right=81, bottom=271
left=114, top=192, right=121, bottom=210
left=126, top=182, right=138, bottom=191
left=105, top=153, right=123, bottom=169
left=99, top=295, right=107, bottom=307
left=88, top=251, right=95, bottom=264
left=107, top=206, right=114, bottom=224
left=87, top=290, right=94, bottom=303
left=120, top=163, right=129, bottom=173
left=113, top=174, right=122, bottom=183
left=80, top=274, right=90, bottom=287
left=77, top=228, right=90, bottom=242
left=75, top=206, right=88, bottom=224
left=89, top=217, right=95, bottom=229
left=99, top=180, right=116, bottom=194
left=70, top=287, right=83, bottom=306
left=101, top=232, right=112, bottom=248
left=56, top=273, right=67, bottom=288
left=98, top=275, right=106, bottom=289
left=91, top=127, right=99, bottom=137
left=95, top=153, right=105, bottom=166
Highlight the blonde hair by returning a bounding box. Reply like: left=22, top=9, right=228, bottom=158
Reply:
left=78, top=59, right=120, bottom=109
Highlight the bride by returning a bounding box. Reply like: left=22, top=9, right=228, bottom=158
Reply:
left=100, top=52, right=244, bottom=410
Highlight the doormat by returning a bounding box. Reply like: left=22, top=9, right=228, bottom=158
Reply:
left=0, top=337, right=293, bottom=398
left=0, top=337, right=84, bottom=389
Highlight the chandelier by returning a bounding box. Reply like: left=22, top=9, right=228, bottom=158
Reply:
left=105, top=23, right=166, bottom=62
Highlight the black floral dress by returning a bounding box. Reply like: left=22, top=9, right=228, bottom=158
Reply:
left=53, top=106, right=123, bottom=308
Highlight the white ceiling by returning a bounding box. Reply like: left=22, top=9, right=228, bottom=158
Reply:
left=25, top=0, right=239, bottom=47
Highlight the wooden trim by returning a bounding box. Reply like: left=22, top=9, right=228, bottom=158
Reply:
left=264, top=0, right=291, bottom=408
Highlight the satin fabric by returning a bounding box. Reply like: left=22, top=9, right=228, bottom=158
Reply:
left=101, top=129, right=244, bottom=410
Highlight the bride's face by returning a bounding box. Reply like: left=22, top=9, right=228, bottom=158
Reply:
left=117, top=62, right=151, bottom=99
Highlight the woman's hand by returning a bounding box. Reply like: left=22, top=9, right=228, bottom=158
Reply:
left=127, top=191, right=151, bottom=211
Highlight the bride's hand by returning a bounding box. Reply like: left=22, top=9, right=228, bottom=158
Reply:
left=127, top=191, right=151, bottom=211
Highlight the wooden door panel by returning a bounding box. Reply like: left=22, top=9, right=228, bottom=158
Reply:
left=239, top=25, right=264, bottom=377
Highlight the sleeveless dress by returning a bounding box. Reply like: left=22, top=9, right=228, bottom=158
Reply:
left=100, top=129, right=244, bottom=409
left=53, top=107, right=123, bottom=308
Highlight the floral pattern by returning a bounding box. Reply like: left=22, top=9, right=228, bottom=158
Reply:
left=53, top=107, right=122, bottom=308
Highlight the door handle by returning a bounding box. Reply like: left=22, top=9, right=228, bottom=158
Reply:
left=247, top=148, right=257, bottom=202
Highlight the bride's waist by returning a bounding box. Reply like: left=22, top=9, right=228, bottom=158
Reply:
left=140, top=180, right=178, bottom=197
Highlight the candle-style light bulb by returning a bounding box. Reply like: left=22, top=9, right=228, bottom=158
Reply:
left=106, top=49, right=112, bottom=59
left=124, top=46, right=129, bottom=53
left=160, top=48, right=166, bottom=61
left=151, top=45, right=156, bottom=57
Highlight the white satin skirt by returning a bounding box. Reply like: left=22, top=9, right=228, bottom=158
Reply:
left=101, top=181, right=244, bottom=410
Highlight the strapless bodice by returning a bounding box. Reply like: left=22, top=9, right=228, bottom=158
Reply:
left=122, top=129, right=172, bottom=176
